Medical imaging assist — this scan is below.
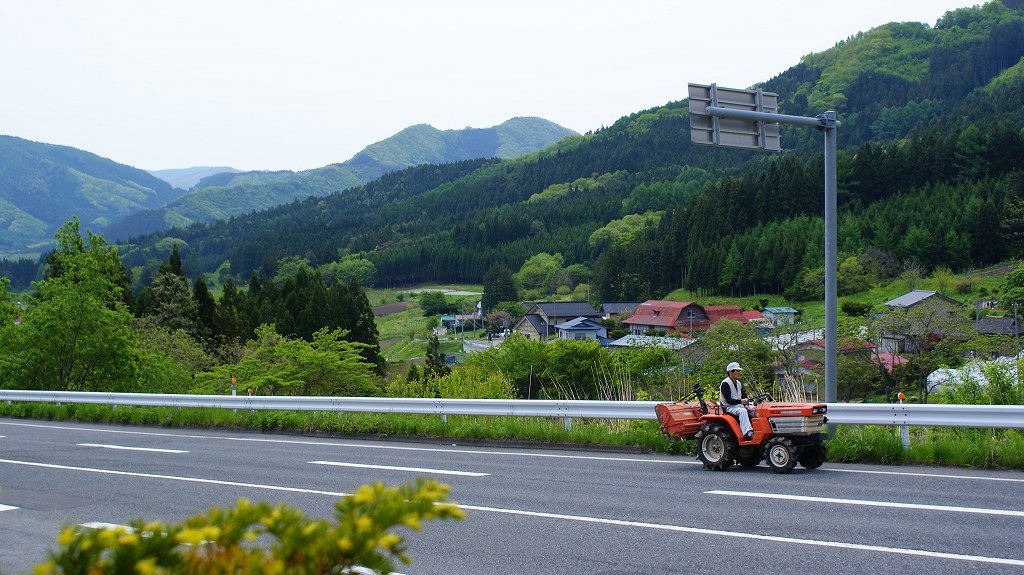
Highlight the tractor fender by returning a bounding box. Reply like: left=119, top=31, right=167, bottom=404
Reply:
left=701, top=413, right=742, bottom=440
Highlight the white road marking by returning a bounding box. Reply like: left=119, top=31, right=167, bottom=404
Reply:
left=826, top=467, right=1024, bottom=483
left=707, top=490, right=1024, bottom=517
left=310, top=460, right=488, bottom=477
left=81, top=521, right=131, bottom=531
left=454, top=502, right=1024, bottom=568
left=0, top=421, right=683, bottom=464
left=0, top=458, right=350, bottom=497
left=1, top=457, right=1022, bottom=568
left=4, top=422, right=1022, bottom=481
left=78, top=443, right=188, bottom=454
left=0, top=504, right=19, bottom=512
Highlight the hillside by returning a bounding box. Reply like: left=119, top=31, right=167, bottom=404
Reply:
left=104, top=117, right=577, bottom=240
left=112, top=1, right=1024, bottom=300
left=0, top=136, right=185, bottom=257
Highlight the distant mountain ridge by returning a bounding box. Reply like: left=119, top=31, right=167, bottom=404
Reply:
left=105, top=117, right=577, bottom=240
left=147, top=166, right=243, bottom=190
left=0, top=117, right=576, bottom=255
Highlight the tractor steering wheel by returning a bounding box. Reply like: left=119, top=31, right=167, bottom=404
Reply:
left=750, top=393, right=773, bottom=405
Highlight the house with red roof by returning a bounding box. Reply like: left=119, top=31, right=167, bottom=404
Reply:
left=623, top=300, right=765, bottom=336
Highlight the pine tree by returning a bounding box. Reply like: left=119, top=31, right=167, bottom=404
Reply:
left=482, top=263, right=518, bottom=313
left=425, top=335, right=450, bottom=380
left=193, top=276, right=216, bottom=339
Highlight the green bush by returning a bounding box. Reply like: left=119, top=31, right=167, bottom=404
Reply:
left=33, top=479, right=462, bottom=575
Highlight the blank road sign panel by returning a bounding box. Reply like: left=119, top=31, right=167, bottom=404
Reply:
left=688, top=83, right=781, bottom=151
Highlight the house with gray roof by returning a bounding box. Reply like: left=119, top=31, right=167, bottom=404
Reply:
left=512, top=301, right=601, bottom=340
left=877, top=290, right=970, bottom=354
left=554, top=317, right=608, bottom=341
left=884, top=290, right=962, bottom=309
left=600, top=301, right=641, bottom=319
left=607, top=334, right=695, bottom=352
left=977, top=316, right=1022, bottom=337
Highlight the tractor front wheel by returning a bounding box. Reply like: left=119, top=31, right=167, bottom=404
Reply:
left=764, top=437, right=798, bottom=474
left=697, top=424, right=736, bottom=471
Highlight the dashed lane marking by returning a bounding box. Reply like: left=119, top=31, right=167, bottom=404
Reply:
left=310, top=460, right=488, bottom=477
left=78, top=443, right=189, bottom=454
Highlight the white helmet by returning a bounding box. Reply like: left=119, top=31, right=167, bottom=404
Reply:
left=726, top=361, right=742, bottom=372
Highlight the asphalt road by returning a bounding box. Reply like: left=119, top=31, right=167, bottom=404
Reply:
left=2, top=417, right=1023, bottom=575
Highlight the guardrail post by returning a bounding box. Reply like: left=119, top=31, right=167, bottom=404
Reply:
left=564, top=417, right=571, bottom=431
left=897, top=393, right=910, bottom=450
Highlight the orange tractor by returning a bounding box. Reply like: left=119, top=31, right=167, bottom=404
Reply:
left=655, top=385, right=828, bottom=474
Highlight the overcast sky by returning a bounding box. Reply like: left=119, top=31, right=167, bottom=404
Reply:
left=1, top=1, right=977, bottom=172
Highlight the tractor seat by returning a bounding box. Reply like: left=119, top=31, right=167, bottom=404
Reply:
left=717, top=402, right=742, bottom=420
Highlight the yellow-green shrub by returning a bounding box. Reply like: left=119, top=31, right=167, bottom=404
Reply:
left=34, top=478, right=463, bottom=575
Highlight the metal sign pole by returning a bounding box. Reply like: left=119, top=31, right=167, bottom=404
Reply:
left=822, top=111, right=839, bottom=406
left=689, top=85, right=840, bottom=405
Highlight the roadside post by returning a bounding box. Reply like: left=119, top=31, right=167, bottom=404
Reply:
left=688, top=83, right=841, bottom=413
left=898, top=392, right=910, bottom=449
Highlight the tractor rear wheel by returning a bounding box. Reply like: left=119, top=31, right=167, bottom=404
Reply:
left=697, top=424, right=736, bottom=471
left=764, top=437, right=798, bottom=474
left=798, top=443, right=827, bottom=469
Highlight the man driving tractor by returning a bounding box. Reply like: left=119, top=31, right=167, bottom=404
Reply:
left=720, top=362, right=755, bottom=440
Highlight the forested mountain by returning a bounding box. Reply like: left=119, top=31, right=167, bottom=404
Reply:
left=105, top=117, right=577, bottom=240
left=0, top=135, right=185, bottom=258
left=113, top=1, right=1024, bottom=302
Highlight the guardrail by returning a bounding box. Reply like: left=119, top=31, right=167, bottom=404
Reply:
left=2, top=390, right=1022, bottom=430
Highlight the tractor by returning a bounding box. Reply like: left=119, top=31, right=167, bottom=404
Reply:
left=655, top=384, right=828, bottom=474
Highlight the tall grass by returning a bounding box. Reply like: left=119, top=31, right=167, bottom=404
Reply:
left=825, top=425, right=1024, bottom=468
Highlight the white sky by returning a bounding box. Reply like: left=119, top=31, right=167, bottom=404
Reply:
left=0, top=1, right=977, bottom=172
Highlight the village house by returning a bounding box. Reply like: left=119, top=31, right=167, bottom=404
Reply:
left=622, top=300, right=765, bottom=336
left=599, top=301, right=641, bottom=320
left=606, top=334, right=695, bottom=352
left=876, top=290, right=969, bottom=354
left=761, top=306, right=798, bottom=326
left=554, top=317, right=608, bottom=341
left=512, top=301, right=602, bottom=340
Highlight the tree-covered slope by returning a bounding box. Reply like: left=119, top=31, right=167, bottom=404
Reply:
left=765, top=1, right=1024, bottom=146
left=0, top=135, right=184, bottom=257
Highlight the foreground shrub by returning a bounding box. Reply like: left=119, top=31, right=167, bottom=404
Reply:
left=33, top=479, right=463, bottom=575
